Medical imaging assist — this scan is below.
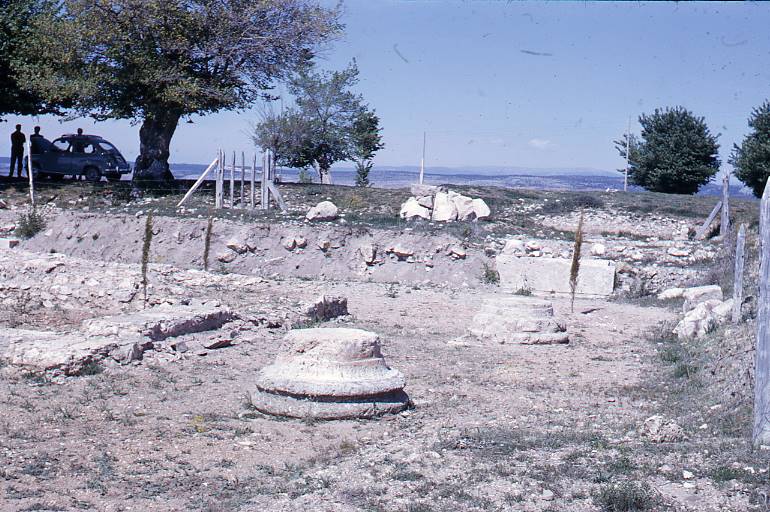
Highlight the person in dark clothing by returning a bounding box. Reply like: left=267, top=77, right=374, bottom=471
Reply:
left=9, top=124, right=25, bottom=177
left=30, top=126, right=45, bottom=154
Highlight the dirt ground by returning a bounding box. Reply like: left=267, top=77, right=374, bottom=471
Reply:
left=0, top=181, right=767, bottom=511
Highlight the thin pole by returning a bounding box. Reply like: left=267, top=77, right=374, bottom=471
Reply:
left=261, top=151, right=268, bottom=210
left=240, top=151, right=245, bottom=206
left=732, top=223, right=746, bottom=323
left=250, top=153, right=256, bottom=209
left=26, top=140, right=35, bottom=206
left=721, top=172, right=730, bottom=238
left=215, top=149, right=223, bottom=209
left=624, top=117, right=630, bottom=192
left=419, top=131, right=426, bottom=184
left=177, top=156, right=219, bottom=207
left=229, top=151, right=235, bottom=207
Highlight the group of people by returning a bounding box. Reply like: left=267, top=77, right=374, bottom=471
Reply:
left=8, top=125, right=84, bottom=177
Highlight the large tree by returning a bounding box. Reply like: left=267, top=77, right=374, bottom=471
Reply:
left=730, top=101, right=770, bottom=198
left=14, top=0, right=340, bottom=186
left=0, top=0, right=66, bottom=118
left=614, top=107, right=720, bottom=194
left=253, top=61, right=378, bottom=184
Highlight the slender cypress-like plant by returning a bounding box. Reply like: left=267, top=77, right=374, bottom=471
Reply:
left=570, top=211, right=584, bottom=312
left=141, top=212, right=154, bottom=306
left=203, top=215, right=213, bottom=271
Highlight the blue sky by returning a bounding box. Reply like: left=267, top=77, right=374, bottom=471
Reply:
left=2, top=1, right=769, bottom=173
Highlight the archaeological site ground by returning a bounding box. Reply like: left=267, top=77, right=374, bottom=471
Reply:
left=0, top=180, right=767, bottom=511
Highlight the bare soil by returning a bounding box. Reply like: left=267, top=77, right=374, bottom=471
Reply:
left=0, top=180, right=767, bottom=511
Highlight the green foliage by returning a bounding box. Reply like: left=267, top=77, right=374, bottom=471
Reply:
left=15, top=207, right=46, bottom=238
left=203, top=216, right=213, bottom=271
left=351, top=110, right=384, bottom=187
left=253, top=61, right=382, bottom=183
left=730, top=100, right=770, bottom=197
left=570, top=212, right=584, bottom=312
left=15, top=0, right=340, bottom=180
left=481, top=262, right=500, bottom=285
left=615, top=107, right=720, bottom=194
left=593, top=481, right=659, bottom=511
left=354, top=160, right=373, bottom=187
left=540, top=193, right=604, bottom=213
left=0, top=0, right=66, bottom=117
left=141, top=212, right=154, bottom=306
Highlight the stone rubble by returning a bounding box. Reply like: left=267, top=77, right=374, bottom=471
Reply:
left=468, top=296, right=569, bottom=344
left=400, top=186, right=490, bottom=222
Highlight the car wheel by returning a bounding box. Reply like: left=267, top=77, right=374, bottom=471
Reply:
left=83, top=166, right=101, bottom=183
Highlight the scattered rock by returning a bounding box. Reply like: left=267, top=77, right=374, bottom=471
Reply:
left=501, top=239, right=525, bottom=255
left=658, top=287, right=684, bottom=300
left=674, top=298, right=734, bottom=339
left=304, top=295, right=349, bottom=322
left=306, top=201, right=339, bottom=222
left=399, top=197, right=431, bottom=220
left=226, top=239, right=249, bottom=254
left=216, top=251, right=236, bottom=263
left=431, top=192, right=458, bottom=222
left=668, top=247, right=690, bottom=257
left=204, top=338, right=233, bottom=350
left=449, top=246, right=466, bottom=260
left=682, top=285, right=723, bottom=312
left=0, top=238, right=20, bottom=249
left=388, top=245, right=414, bottom=260
left=590, top=243, right=606, bottom=256
left=359, top=244, right=377, bottom=265
left=639, top=415, right=685, bottom=442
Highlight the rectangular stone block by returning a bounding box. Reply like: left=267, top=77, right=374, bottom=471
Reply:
left=496, top=255, right=616, bottom=298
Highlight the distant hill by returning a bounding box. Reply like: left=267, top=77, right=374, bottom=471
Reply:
left=0, top=156, right=753, bottom=198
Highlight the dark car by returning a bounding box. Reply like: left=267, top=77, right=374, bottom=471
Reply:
left=26, top=134, right=131, bottom=182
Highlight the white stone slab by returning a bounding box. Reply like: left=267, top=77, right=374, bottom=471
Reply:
left=495, top=255, right=616, bottom=298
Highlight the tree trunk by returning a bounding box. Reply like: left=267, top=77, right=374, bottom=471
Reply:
left=312, top=161, right=332, bottom=185
left=133, top=111, right=181, bottom=189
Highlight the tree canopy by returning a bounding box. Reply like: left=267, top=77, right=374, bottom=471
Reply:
left=0, top=0, right=66, bottom=118
left=14, top=0, right=340, bottom=184
left=253, top=61, right=383, bottom=184
left=615, top=107, right=720, bottom=194
left=730, top=101, right=770, bottom=198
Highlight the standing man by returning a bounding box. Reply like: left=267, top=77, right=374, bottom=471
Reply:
left=9, top=124, right=25, bottom=177
left=30, top=126, right=44, bottom=154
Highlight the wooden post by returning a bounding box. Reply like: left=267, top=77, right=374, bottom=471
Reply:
left=215, top=149, right=223, bottom=209
left=261, top=151, right=268, bottom=210
left=732, top=223, right=747, bottom=323
left=229, top=151, right=235, bottom=207
left=177, top=156, right=219, bottom=207
left=240, top=151, right=245, bottom=206
left=26, top=140, right=35, bottom=206
left=695, top=200, right=723, bottom=239
left=250, top=153, right=256, bottom=209
left=753, top=182, right=770, bottom=446
left=721, top=173, right=730, bottom=237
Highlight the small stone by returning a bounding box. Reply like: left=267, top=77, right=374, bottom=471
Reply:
left=590, top=243, right=606, bottom=256
left=226, top=239, right=249, bottom=254
left=306, top=201, right=339, bottom=222
left=216, top=252, right=236, bottom=263
left=449, top=247, right=466, bottom=259
left=204, top=338, right=232, bottom=350
left=317, top=240, right=331, bottom=251
left=682, top=470, right=694, bottom=480
left=541, top=489, right=554, bottom=501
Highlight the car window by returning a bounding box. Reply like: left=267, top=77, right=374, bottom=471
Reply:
left=98, top=141, right=117, bottom=152
left=52, top=139, right=71, bottom=152
left=82, top=143, right=96, bottom=154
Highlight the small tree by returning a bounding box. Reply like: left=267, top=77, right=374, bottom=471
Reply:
left=730, top=101, right=770, bottom=198
left=15, top=0, right=340, bottom=187
left=615, top=107, right=720, bottom=194
left=351, top=110, right=384, bottom=187
left=253, top=61, right=378, bottom=184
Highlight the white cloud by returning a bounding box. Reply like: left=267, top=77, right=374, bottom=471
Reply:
left=528, top=138, right=552, bottom=150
